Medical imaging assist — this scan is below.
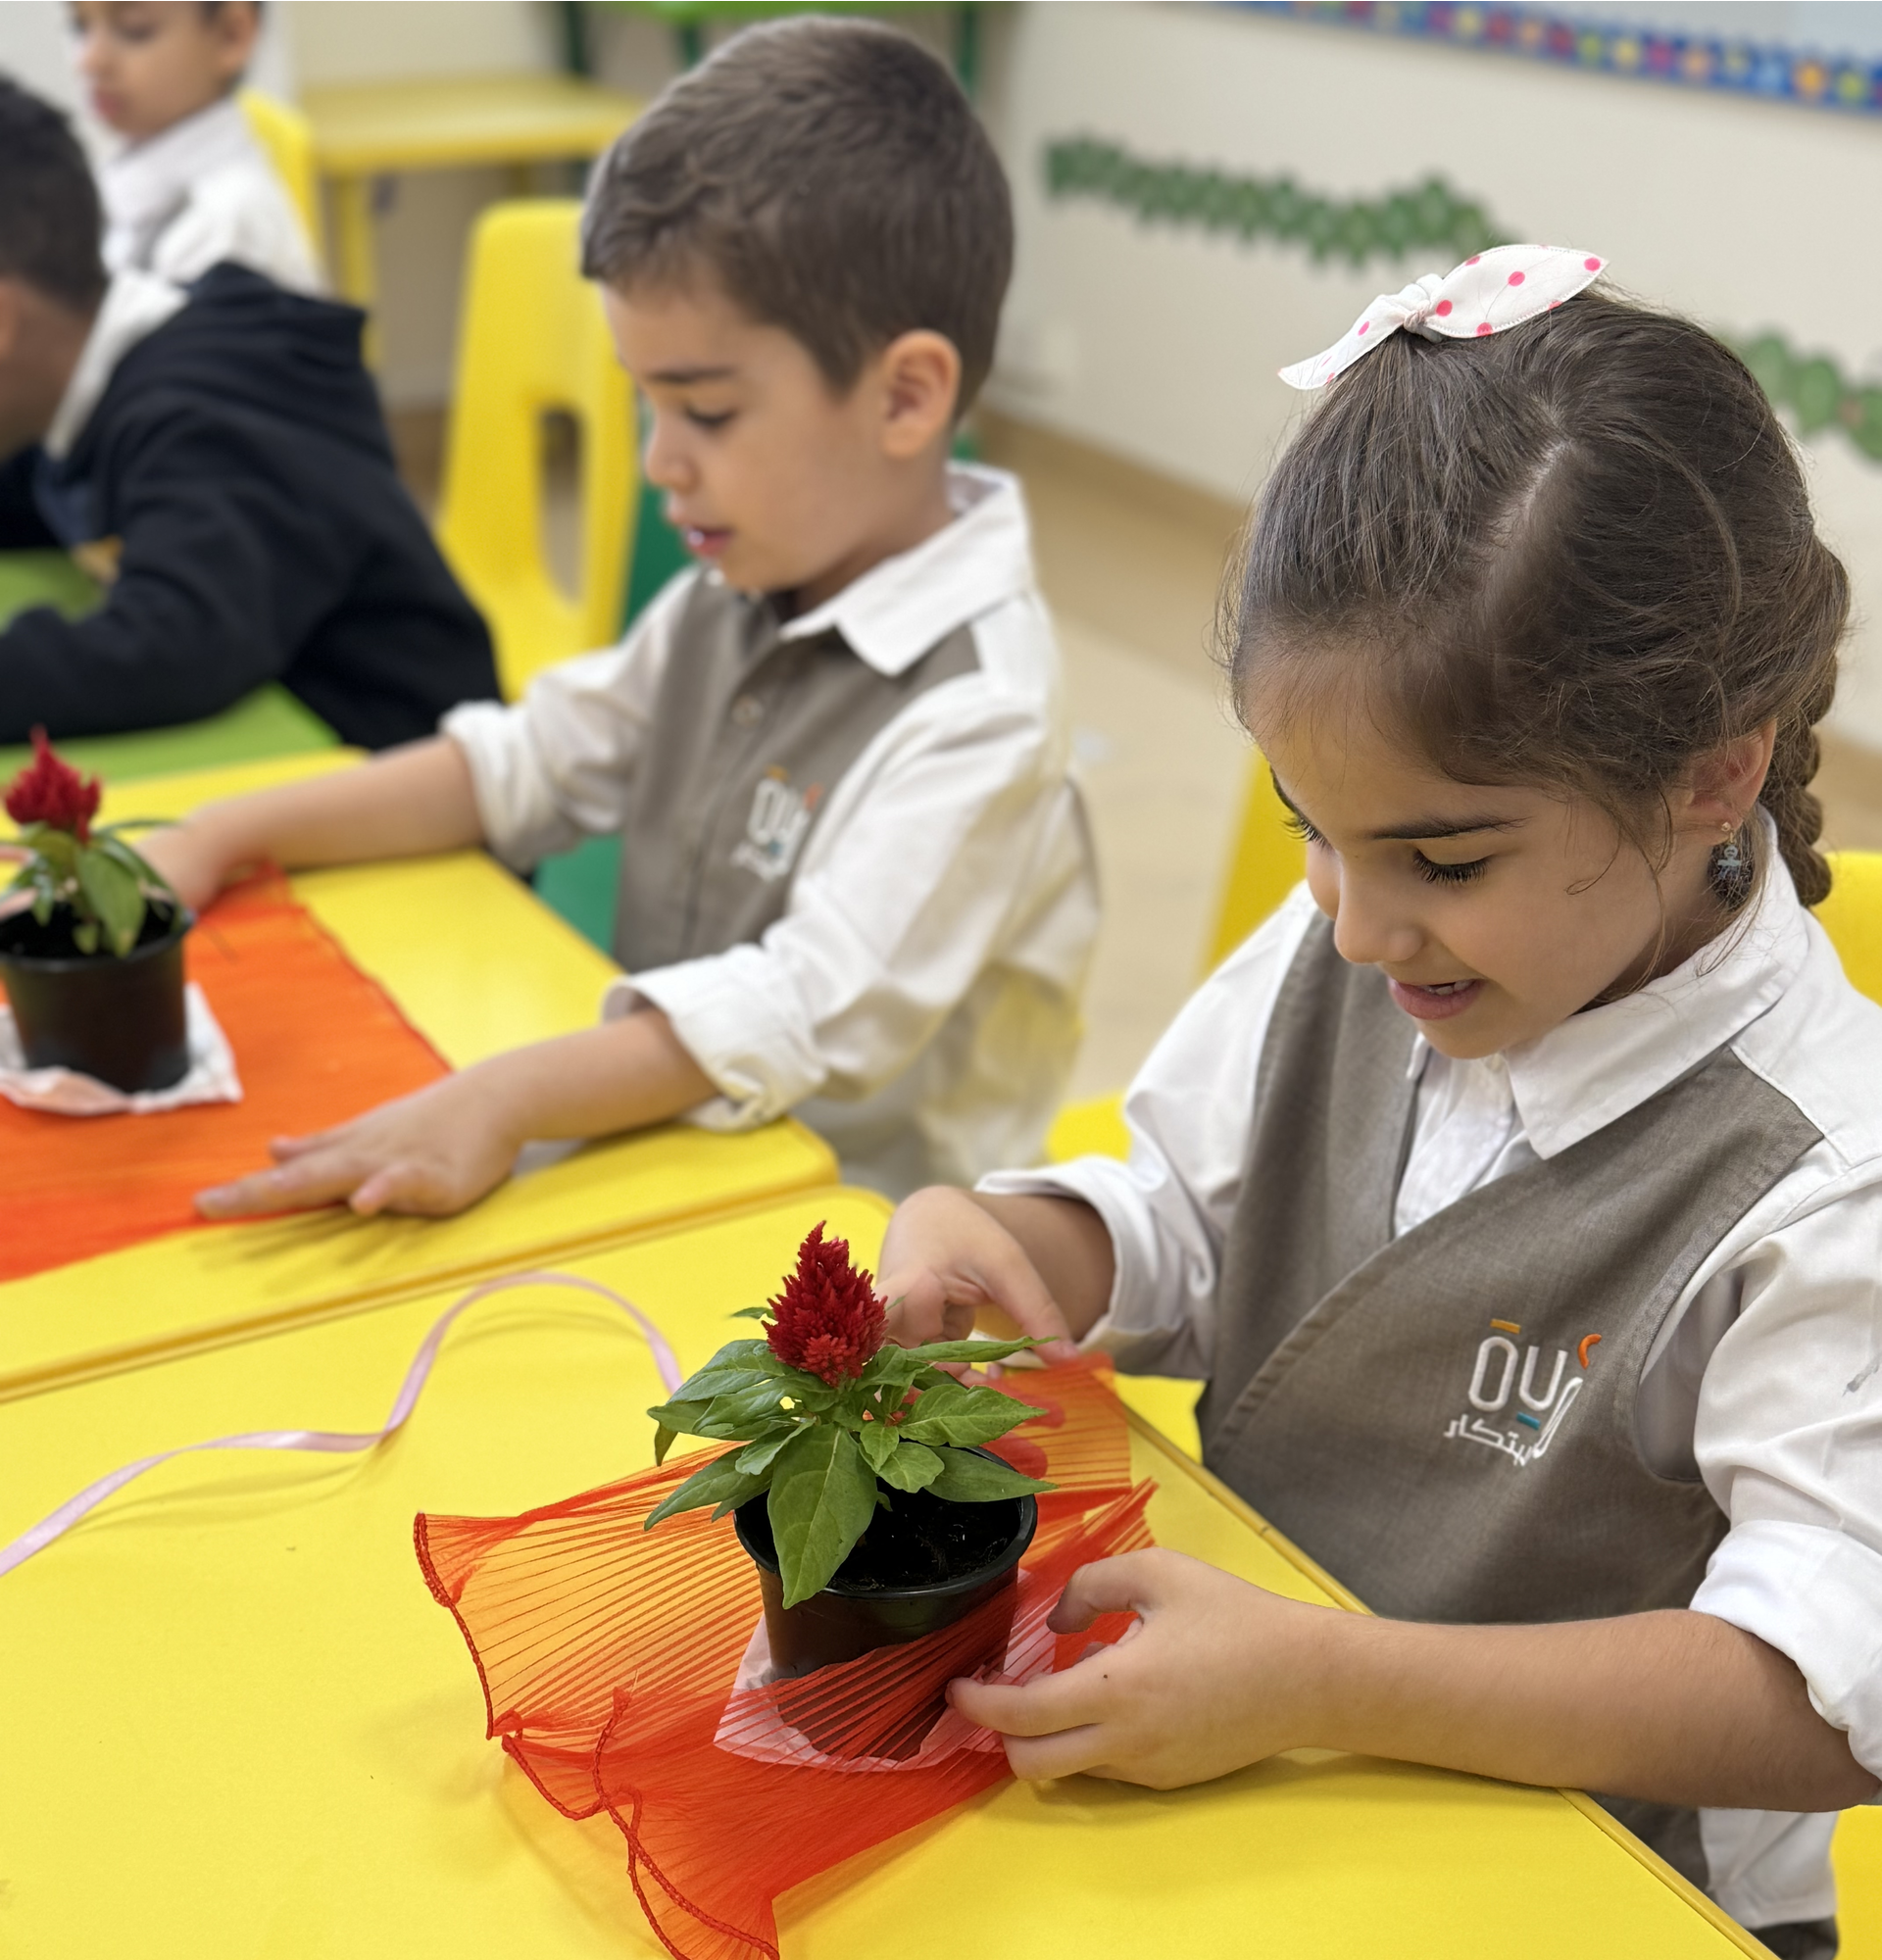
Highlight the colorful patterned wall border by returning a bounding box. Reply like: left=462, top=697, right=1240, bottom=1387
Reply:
left=1043, top=138, right=1881, bottom=466
left=1237, top=3, right=1882, bottom=117
left=1043, top=137, right=1510, bottom=266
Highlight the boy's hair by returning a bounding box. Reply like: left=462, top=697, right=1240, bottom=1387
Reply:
left=580, top=17, right=1012, bottom=416
left=1228, top=292, right=1847, bottom=906
left=0, top=81, right=107, bottom=314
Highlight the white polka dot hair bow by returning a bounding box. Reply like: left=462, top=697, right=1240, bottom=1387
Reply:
left=1278, top=244, right=1609, bottom=390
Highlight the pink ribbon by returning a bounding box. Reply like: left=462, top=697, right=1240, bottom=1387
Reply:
left=0, top=1269, right=685, bottom=1581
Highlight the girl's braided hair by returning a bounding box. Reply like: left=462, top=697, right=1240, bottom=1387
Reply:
left=1227, top=291, right=1848, bottom=906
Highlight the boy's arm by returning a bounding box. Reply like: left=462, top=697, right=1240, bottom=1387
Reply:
left=139, top=738, right=484, bottom=912
left=951, top=1554, right=1877, bottom=1811
left=196, top=1007, right=715, bottom=1219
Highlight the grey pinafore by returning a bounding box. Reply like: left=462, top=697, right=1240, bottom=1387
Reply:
left=1200, top=916, right=1823, bottom=1901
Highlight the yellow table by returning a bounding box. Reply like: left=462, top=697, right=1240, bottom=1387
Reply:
left=0, top=755, right=834, bottom=1398
left=300, top=74, right=642, bottom=319
left=0, top=1189, right=1761, bottom=1957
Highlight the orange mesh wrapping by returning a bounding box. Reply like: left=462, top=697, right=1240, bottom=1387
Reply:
left=416, top=1360, right=1153, bottom=1960
left=0, top=873, right=448, bottom=1279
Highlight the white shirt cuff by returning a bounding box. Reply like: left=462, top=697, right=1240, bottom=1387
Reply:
left=1691, top=1518, right=1882, bottom=1786
left=605, top=947, right=827, bottom=1130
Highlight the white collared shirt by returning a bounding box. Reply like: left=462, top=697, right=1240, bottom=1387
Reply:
left=42, top=269, right=185, bottom=462
left=101, top=98, right=321, bottom=294
left=986, top=844, right=1882, bottom=1928
left=445, top=466, right=1097, bottom=1197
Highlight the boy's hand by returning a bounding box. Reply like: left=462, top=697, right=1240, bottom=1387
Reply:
left=878, top=1185, right=1079, bottom=1360
left=195, top=1072, right=523, bottom=1220
left=138, top=822, right=237, bottom=916
left=949, top=1549, right=1332, bottom=1788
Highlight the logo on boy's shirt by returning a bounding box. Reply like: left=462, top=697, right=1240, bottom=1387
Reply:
left=1441, top=1322, right=1602, bottom=1468
left=731, top=768, right=823, bottom=884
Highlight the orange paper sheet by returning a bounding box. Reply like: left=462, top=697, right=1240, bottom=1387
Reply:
left=0, top=875, right=449, bottom=1281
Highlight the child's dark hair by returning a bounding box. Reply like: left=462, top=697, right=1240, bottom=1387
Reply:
left=0, top=80, right=106, bottom=314
left=580, top=16, right=1012, bottom=417
left=1227, top=292, right=1848, bottom=906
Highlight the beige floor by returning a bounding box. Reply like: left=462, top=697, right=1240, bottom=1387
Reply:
left=393, top=405, right=1882, bottom=1105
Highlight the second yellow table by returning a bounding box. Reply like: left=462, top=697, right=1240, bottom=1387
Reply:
left=0, top=756, right=834, bottom=1398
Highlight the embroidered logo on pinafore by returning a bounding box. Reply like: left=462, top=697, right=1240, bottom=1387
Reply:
left=731, top=768, right=823, bottom=885
left=1442, top=1322, right=1602, bottom=1467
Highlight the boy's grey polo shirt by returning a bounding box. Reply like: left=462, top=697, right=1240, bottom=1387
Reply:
left=444, top=465, right=1097, bottom=1198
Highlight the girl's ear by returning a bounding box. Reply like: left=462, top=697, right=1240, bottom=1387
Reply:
left=1676, top=720, right=1778, bottom=833
left=875, top=329, right=961, bottom=462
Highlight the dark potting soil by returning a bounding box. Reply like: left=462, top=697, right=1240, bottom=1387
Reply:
left=0, top=899, right=180, bottom=962
left=744, top=1483, right=1024, bottom=1592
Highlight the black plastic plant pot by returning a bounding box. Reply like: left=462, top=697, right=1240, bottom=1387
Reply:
left=0, top=903, right=193, bottom=1093
left=734, top=1449, right=1039, bottom=1761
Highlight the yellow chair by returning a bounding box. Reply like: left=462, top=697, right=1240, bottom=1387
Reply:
left=238, top=88, right=323, bottom=270
left=435, top=200, right=635, bottom=702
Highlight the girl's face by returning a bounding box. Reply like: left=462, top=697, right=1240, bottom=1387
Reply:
left=1254, top=684, right=1726, bottom=1059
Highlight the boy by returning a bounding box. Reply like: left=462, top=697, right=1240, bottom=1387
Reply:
left=144, top=18, right=1096, bottom=1213
left=74, top=0, right=321, bottom=293
left=0, top=80, right=499, bottom=747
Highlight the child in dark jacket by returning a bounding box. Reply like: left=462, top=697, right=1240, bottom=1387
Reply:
left=0, top=78, right=497, bottom=749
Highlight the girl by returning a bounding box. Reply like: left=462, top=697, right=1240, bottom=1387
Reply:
left=879, top=251, right=1882, bottom=1959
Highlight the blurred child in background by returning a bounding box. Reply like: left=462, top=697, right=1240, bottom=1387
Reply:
left=145, top=19, right=1096, bottom=1213
left=0, top=80, right=498, bottom=745
left=72, top=0, right=320, bottom=293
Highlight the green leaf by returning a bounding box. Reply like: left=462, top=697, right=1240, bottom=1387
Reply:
left=858, top=1418, right=901, bottom=1476
left=733, top=1428, right=797, bottom=1477
left=897, top=1337, right=1043, bottom=1367
left=876, top=1438, right=943, bottom=1494
left=644, top=1450, right=770, bottom=1531
left=925, top=1446, right=1053, bottom=1504
left=653, top=1423, right=679, bottom=1467
left=73, top=919, right=99, bottom=955
left=898, top=1382, right=1045, bottom=1448
left=645, top=1396, right=715, bottom=1439
left=728, top=1305, right=772, bottom=1322
left=767, top=1425, right=879, bottom=1608
left=75, top=847, right=145, bottom=956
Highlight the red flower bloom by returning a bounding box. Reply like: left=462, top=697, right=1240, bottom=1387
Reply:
left=767, top=1222, right=886, bottom=1386
left=4, top=729, right=101, bottom=842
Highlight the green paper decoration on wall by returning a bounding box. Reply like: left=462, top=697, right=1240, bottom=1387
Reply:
left=1042, top=135, right=1882, bottom=468
left=1043, top=136, right=1509, bottom=267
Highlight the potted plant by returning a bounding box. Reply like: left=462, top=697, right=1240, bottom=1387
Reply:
left=646, top=1223, right=1055, bottom=1697
left=0, top=729, right=190, bottom=1092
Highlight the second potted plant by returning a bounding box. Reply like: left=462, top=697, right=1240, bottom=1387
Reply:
left=646, top=1224, right=1055, bottom=1696
left=0, top=730, right=190, bottom=1092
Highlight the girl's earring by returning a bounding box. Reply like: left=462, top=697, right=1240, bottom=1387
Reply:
left=1710, top=818, right=1752, bottom=906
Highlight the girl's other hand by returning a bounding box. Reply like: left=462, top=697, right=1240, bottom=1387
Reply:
left=878, top=1185, right=1080, bottom=1360
left=949, top=1549, right=1331, bottom=1788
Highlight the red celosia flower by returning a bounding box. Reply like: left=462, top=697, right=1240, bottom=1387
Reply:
left=4, top=728, right=101, bottom=842
left=767, top=1222, right=886, bottom=1387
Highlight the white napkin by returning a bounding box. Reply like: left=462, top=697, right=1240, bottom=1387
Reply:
left=0, top=983, right=242, bottom=1115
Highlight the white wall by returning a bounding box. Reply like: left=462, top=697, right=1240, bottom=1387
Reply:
left=981, top=2, right=1882, bottom=748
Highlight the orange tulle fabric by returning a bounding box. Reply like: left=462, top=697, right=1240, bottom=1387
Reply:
left=417, top=1360, right=1155, bottom=1960
left=0, top=874, right=449, bottom=1280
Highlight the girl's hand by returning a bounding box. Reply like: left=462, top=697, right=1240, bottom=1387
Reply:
left=949, top=1549, right=1335, bottom=1788
left=194, top=1071, right=523, bottom=1220
left=877, top=1185, right=1079, bottom=1360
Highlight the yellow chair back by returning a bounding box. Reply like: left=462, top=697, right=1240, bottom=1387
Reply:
left=1817, top=851, right=1882, bottom=1003
left=1203, top=754, right=1307, bottom=972
left=436, top=200, right=635, bottom=700
left=238, top=88, right=322, bottom=268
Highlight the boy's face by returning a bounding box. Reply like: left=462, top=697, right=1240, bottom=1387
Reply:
left=70, top=2, right=257, bottom=143
left=602, top=275, right=957, bottom=613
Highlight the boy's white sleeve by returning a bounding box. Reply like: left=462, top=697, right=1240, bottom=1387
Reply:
left=1684, top=1187, right=1882, bottom=1783
left=615, top=627, right=1093, bottom=1132
left=153, top=162, right=324, bottom=294
left=441, top=571, right=694, bottom=874
left=978, top=887, right=1320, bottom=1380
